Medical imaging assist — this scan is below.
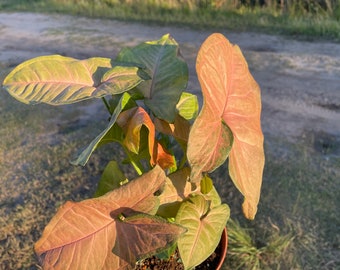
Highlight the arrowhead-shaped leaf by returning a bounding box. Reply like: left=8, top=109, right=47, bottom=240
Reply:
left=35, top=166, right=184, bottom=269
left=116, top=107, right=176, bottom=170
left=176, top=195, right=230, bottom=270
left=159, top=167, right=192, bottom=205
left=116, top=34, right=188, bottom=122
left=187, top=33, right=265, bottom=219
left=3, top=55, right=145, bottom=105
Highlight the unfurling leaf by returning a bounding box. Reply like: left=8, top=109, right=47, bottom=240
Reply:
left=116, top=34, right=188, bottom=122
left=187, top=33, right=265, bottom=219
left=35, top=166, right=184, bottom=269
left=176, top=195, right=229, bottom=270
left=3, top=55, right=145, bottom=105
left=117, top=107, right=156, bottom=165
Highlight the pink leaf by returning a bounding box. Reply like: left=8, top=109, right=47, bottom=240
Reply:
left=187, top=33, right=264, bottom=219
left=35, top=166, right=184, bottom=269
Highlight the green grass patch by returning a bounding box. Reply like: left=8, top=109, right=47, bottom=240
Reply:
left=220, top=134, right=340, bottom=269
left=1, top=0, right=340, bottom=41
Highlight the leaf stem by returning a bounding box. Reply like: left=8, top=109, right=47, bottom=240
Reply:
left=101, top=97, right=111, bottom=114
left=122, top=145, right=144, bottom=176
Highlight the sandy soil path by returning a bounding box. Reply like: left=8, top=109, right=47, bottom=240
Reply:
left=1, top=12, right=339, bottom=143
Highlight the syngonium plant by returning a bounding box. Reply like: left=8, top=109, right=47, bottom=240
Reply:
left=2, top=33, right=264, bottom=269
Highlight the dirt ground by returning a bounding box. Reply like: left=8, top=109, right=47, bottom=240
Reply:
left=0, top=12, right=339, bottom=269
left=1, top=12, right=339, bottom=141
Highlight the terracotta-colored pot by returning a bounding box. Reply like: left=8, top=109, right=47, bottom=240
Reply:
left=216, top=227, right=228, bottom=270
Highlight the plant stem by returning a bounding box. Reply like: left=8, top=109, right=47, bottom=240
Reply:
left=122, top=145, right=145, bottom=176
left=101, top=97, right=111, bottom=114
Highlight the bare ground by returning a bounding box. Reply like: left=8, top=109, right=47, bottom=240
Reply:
left=1, top=12, right=339, bottom=140
left=0, top=12, right=339, bottom=269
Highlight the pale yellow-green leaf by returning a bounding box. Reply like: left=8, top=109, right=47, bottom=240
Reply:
left=3, top=55, right=144, bottom=105
left=176, top=195, right=230, bottom=270
left=176, top=92, right=199, bottom=120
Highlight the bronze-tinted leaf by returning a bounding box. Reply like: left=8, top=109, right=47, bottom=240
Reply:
left=187, top=105, right=234, bottom=182
left=35, top=166, right=184, bottom=269
left=113, top=214, right=186, bottom=264
left=187, top=33, right=264, bottom=219
left=154, top=114, right=190, bottom=143
left=155, top=141, right=176, bottom=170
left=117, top=107, right=156, bottom=165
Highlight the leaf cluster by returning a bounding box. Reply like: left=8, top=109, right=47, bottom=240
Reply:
left=2, top=33, right=264, bottom=269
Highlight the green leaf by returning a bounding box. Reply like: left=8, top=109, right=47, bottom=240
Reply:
left=99, top=65, right=148, bottom=95
left=116, top=34, right=188, bottom=122
left=155, top=241, right=177, bottom=260
left=94, top=161, right=128, bottom=197
left=200, top=175, right=222, bottom=209
left=176, top=195, right=230, bottom=270
left=3, top=55, right=145, bottom=105
left=72, top=92, right=133, bottom=166
left=176, top=92, right=199, bottom=121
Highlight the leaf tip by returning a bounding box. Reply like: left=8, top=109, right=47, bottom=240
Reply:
left=242, top=199, right=257, bottom=220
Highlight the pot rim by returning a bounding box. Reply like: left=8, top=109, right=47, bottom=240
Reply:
left=216, top=227, right=228, bottom=270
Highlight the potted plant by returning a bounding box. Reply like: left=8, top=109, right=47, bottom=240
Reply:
left=2, top=33, right=264, bottom=269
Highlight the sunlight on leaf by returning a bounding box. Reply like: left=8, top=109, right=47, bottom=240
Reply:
left=155, top=141, right=176, bottom=170
left=154, top=114, right=190, bottom=144
left=158, top=167, right=192, bottom=206
left=188, top=111, right=234, bottom=181
left=187, top=33, right=265, bottom=219
left=35, top=166, right=184, bottom=269
left=3, top=55, right=144, bottom=105
left=176, top=195, right=230, bottom=269
left=116, top=34, right=188, bottom=122
left=200, top=175, right=221, bottom=209
left=176, top=92, right=199, bottom=121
